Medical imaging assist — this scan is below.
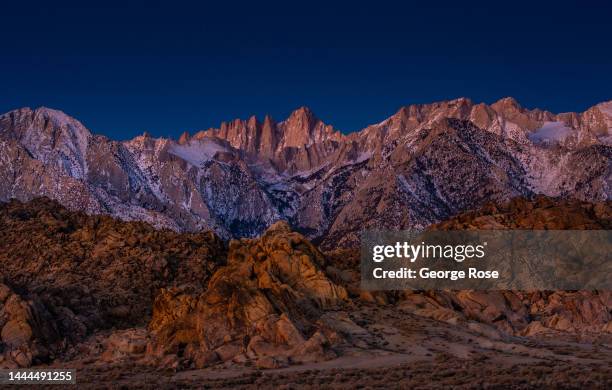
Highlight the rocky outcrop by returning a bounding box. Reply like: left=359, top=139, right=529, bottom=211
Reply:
left=0, top=197, right=226, bottom=343
left=147, top=221, right=347, bottom=369
left=399, top=196, right=612, bottom=337
left=0, top=199, right=352, bottom=369
left=431, top=195, right=611, bottom=230
left=194, top=106, right=344, bottom=159
left=320, top=196, right=612, bottom=338
left=0, top=282, right=66, bottom=368
left=399, top=290, right=612, bottom=338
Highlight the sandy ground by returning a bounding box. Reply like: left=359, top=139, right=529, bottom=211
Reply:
left=37, top=303, right=611, bottom=389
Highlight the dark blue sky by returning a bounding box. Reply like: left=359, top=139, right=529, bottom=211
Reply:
left=1, top=1, right=611, bottom=139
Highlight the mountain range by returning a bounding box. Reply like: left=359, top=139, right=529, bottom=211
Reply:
left=0, top=97, right=610, bottom=247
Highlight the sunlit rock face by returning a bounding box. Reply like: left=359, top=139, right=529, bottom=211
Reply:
left=148, top=221, right=348, bottom=369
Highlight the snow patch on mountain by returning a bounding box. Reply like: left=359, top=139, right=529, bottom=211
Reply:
left=397, top=174, right=417, bottom=197
left=525, top=152, right=568, bottom=196
left=168, top=138, right=228, bottom=166
left=528, top=121, right=573, bottom=144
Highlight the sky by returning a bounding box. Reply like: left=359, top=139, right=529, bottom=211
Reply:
left=1, top=0, right=611, bottom=139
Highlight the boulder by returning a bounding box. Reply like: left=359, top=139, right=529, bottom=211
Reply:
left=0, top=283, right=63, bottom=368
left=148, top=221, right=348, bottom=368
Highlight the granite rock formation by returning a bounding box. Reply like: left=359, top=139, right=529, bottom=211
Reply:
left=147, top=221, right=348, bottom=369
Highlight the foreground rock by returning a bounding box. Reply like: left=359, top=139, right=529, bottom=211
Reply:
left=324, top=196, right=612, bottom=338
left=44, top=302, right=612, bottom=388
left=0, top=198, right=225, bottom=366
left=0, top=282, right=62, bottom=368
left=409, top=196, right=612, bottom=337
left=432, top=195, right=611, bottom=230
left=148, top=221, right=348, bottom=369
left=0, top=196, right=610, bottom=380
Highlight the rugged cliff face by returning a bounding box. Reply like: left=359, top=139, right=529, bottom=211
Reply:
left=0, top=98, right=610, bottom=242
left=194, top=106, right=344, bottom=163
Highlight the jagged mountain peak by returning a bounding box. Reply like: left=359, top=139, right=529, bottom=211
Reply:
left=0, top=105, right=90, bottom=139
left=493, top=96, right=522, bottom=109
left=178, top=130, right=190, bottom=144
left=262, top=113, right=275, bottom=125
left=0, top=98, right=609, bottom=243
left=189, top=106, right=343, bottom=160
left=0, top=106, right=92, bottom=139
left=285, top=105, right=316, bottom=121
left=595, top=100, right=612, bottom=115
left=0, top=106, right=92, bottom=182
left=245, top=115, right=258, bottom=130
left=446, top=96, right=474, bottom=106
left=34, top=106, right=76, bottom=122
left=278, top=106, right=342, bottom=147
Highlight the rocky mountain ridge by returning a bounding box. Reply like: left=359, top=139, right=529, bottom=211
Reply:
left=0, top=98, right=610, bottom=242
